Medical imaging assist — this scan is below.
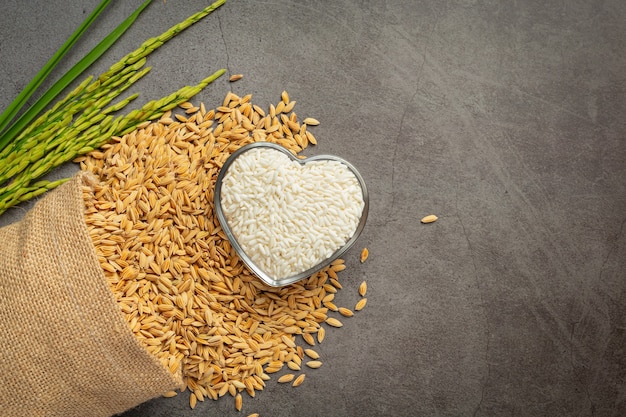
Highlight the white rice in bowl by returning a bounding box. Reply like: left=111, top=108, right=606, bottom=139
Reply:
left=219, top=147, right=365, bottom=280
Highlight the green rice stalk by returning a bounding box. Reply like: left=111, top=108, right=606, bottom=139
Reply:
left=99, top=0, right=227, bottom=82
left=0, top=0, right=153, bottom=153
left=0, top=73, right=147, bottom=185
left=9, top=59, right=149, bottom=153
left=0, top=0, right=228, bottom=215
left=0, top=178, right=70, bottom=214
left=0, top=0, right=112, bottom=137
left=0, top=68, right=224, bottom=215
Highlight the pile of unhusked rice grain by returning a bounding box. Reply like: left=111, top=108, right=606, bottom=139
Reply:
left=220, top=147, right=365, bottom=279
left=76, top=91, right=367, bottom=412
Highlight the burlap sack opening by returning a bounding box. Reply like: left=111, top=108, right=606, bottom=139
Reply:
left=0, top=172, right=183, bottom=417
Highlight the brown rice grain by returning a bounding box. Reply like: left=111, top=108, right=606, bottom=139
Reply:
left=303, top=117, right=320, bottom=126
left=338, top=307, right=354, bottom=317
left=292, top=374, right=306, bottom=387
left=359, top=281, right=367, bottom=297
left=80, top=91, right=363, bottom=411
left=235, top=393, right=242, bottom=411
left=306, top=360, right=322, bottom=369
left=355, top=298, right=367, bottom=311
left=421, top=214, right=438, bottom=224
left=360, top=247, right=369, bottom=263
left=325, top=317, right=343, bottom=328
left=304, top=349, right=319, bottom=360
left=317, top=327, right=326, bottom=343
left=302, top=333, right=315, bottom=346
left=277, top=374, right=295, bottom=383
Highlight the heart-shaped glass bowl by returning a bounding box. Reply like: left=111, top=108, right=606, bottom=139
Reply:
left=214, top=142, right=369, bottom=287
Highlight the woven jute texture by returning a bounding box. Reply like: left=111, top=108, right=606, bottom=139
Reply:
left=0, top=172, right=183, bottom=417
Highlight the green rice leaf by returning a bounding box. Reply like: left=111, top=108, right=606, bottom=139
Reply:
left=0, top=0, right=153, bottom=153
left=0, top=0, right=112, bottom=139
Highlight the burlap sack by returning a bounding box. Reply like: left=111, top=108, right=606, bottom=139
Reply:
left=0, top=172, right=183, bottom=417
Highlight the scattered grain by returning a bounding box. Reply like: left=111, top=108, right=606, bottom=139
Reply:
left=306, top=360, right=322, bottom=369
left=303, top=117, right=320, bottom=126
left=304, top=349, right=319, bottom=360
left=287, top=361, right=301, bottom=371
left=338, top=307, right=354, bottom=317
left=317, top=327, right=326, bottom=343
left=355, top=298, right=367, bottom=311
left=277, top=374, right=295, bottom=383
left=359, top=281, right=367, bottom=297
left=80, top=91, right=366, bottom=410
left=292, top=374, right=306, bottom=387
left=325, top=317, right=343, bottom=328
left=360, top=247, right=369, bottom=263
left=323, top=301, right=338, bottom=312
left=229, top=74, right=244, bottom=82
left=421, top=214, right=438, bottom=224
left=302, top=333, right=316, bottom=346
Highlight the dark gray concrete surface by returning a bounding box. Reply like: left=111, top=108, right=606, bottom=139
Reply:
left=1, top=1, right=625, bottom=416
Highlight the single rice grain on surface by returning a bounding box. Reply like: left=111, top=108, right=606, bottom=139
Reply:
left=304, top=349, right=319, bottom=360
left=338, top=307, right=354, bottom=317
left=306, top=360, right=322, bottom=369
left=421, top=214, right=438, bottom=224
left=77, top=91, right=368, bottom=411
left=359, top=281, right=367, bottom=297
left=292, top=374, right=306, bottom=387
left=360, top=247, right=369, bottom=263
left=317, top=327, right=326, bottom=343
left=277, top=374, right=295, bottom=383
left=325, top=317, right=343, bottom=328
